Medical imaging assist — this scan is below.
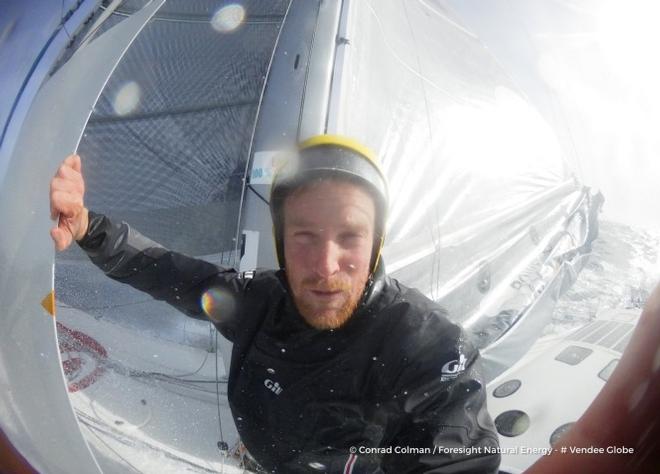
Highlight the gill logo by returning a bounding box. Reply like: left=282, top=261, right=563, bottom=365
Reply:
left=264, top=379, right=283, bottom=395
left=440, top=353, right=467, bottom=381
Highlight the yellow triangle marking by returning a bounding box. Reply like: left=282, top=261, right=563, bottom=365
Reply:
left=41, top=291, right=56, bottom=317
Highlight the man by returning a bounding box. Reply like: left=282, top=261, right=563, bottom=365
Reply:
left=50, top=135, right=501, bottom=473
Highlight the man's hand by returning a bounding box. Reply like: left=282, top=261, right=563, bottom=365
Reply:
left=49, top=154, right=89, bottom=251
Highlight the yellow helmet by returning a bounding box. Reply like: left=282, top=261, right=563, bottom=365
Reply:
left=269, top=134, right=388, bottom=274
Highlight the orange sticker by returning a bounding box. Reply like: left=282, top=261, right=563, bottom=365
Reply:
left=41, top=291, right=56, bottom=317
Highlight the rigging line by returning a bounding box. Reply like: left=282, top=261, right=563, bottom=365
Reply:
left=122, top=364, right=228, bottom=386
left=248, top=183, right=270, bottom=205
left=215, top=329, right=229, bottom=462
left=149, top=377, right=228, bottom=384
left=365, top=0, right=464, bottom=103
left=79, top=420, right=144, bottom=474
left=400, top=0, right=434, bottom=141
left=77, top=412, right=221, bottom=473
left=132, top=373, right=228, bottom=396
left=60, top=343, right=220, bottom=386
left=426, top=196, right=439, bottom=301
left=145, top=349, right=211, bottom=379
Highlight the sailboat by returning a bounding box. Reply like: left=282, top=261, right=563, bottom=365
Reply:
left=1, top=1, right=655, bottom=473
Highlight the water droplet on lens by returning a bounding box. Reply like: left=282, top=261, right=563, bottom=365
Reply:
left=211, top=4, right=245, bottom=33
left=113, top=81, right=141, bottom=116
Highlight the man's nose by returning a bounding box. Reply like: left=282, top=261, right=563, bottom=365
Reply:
left=315, top=239, right=340, bottom=278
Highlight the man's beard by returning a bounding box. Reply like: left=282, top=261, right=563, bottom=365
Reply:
left=294, top=276, right=363, bottom=330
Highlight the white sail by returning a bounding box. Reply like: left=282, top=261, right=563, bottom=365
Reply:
left=2, top=1, right=652, bottom=473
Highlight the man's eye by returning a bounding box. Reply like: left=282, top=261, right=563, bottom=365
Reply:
left=293, top=232, right=315, bottom=242
left=340, top=233, right=363, bottom=244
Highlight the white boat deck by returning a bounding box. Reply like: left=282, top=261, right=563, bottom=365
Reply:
left=58, top=307, right=251, bottom=473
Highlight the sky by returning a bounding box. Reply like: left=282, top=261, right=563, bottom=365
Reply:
left=444, top=0, right=660, bottom=231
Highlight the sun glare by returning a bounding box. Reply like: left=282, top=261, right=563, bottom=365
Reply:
left=598, top=0, right=660, bottom=88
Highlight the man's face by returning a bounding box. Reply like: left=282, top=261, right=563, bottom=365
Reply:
left=283, top=178, right=375, bottom=330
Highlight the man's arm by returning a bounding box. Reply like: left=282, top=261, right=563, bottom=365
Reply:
left=281, top=321, right=501, bottom=474
left=77, top=211, right=239, bottom=322
left=49, top=154, right=244, bottom=338
left=384, top=323, right=501, bottom=473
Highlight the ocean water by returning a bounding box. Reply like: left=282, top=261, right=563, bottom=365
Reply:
left=548, top=219, right=660, bottom=335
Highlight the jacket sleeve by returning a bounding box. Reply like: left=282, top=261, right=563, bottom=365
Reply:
left=383, top=321, right=501, bottom=473
left=77, top=211, right=246, bottom=340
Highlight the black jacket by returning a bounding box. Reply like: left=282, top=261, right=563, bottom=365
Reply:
left=79, top=212, right=501, bottom=473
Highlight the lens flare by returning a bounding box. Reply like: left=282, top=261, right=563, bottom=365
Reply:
left=112, top=81, right=141, bottom=116
left=201, top=287, right=236, bottom=322
left=211, top=4, right=246, bottom=33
